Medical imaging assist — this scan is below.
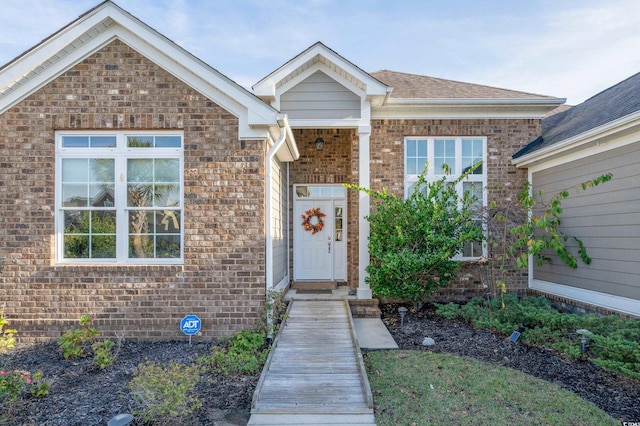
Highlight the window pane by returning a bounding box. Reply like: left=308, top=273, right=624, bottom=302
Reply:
left=129, top=210, right=155, bottom=258
left=156, top=210, right=181, bottom=233
left=155, top=136, right=181, bottom=148
left=62, top=136, right=89, bottom=148
left=154, top=159, right=179, bottom=182
left=62, top=159, right=88, bottom=182
left=406, top=139, right=416, bottom=157
left=89, top=184, right=114, bottom=207
left=156, top=235, right=181, bottom=258
left=89, top=159, right=115, bottom=183
left=63, top=211, right=116, bottom=259
left=417, top=140, right=427, bottom=157
left=90, top=136, right=116, bottom=148
left=462, top=139, right=483, bottom=175
left=62, top=184, right=88, bottom=207
left=434, top=139, right=455, bottom=174
left=128, top=136, right=154, bottom=148
left=463, top=182, right=483, bottom=208
left=407, top=158, right=417, bottom=175
left=154, top=184, right=180, bottom=207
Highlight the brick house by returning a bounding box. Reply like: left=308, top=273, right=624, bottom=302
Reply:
left=0, top=1, right=565, bottom=342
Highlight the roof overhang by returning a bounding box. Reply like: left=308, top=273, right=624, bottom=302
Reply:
left=372, top=97, right=566, bottom=120
left=0, top=1, right=284, bottom=140
left=513, top=110, right=640, bottom=169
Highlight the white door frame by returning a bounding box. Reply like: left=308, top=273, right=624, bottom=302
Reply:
left=293, top=184, right=347, bottom=282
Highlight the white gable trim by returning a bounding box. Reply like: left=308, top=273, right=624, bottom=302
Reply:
left=253, top=42, right=388, bottom=102
left=0, top=1, right=280, bottom=140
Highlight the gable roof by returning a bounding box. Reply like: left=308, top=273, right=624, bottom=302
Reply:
left=0, top=1, right=291, bottom=143
left=371, top=70, right=555, bottom=100
left=253, top=41, right=389, bottom=103
left=513, top=71, right=640, bottom=162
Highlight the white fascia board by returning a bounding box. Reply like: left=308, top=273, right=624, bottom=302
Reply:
left=513, top=111, right=640, bottom=169
left=531, top=279, right=640, bottom=318
left=372, top=97, right=565, bottom=120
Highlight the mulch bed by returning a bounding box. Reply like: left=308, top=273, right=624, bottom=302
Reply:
left=1, top=303, right=638, bottom=424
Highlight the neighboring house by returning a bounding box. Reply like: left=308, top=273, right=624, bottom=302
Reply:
left=513, top=72, right=640, bottom=318
left=0, top=1, right=565, bottom=342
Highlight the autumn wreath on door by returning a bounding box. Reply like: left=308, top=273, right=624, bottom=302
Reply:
left=301, top=207, right=326, bottom=235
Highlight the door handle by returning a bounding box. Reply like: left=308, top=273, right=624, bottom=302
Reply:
left=328, top=241, right=331, bottom=254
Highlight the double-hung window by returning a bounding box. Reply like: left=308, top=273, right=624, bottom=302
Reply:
left=56, top=131, right=183, bottom=264
left=404, top=137, right=486, bottom=259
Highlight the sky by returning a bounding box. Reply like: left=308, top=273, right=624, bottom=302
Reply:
left=1, top=0, right=639, bottom=105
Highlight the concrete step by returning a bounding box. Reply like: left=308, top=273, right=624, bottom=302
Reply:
left=247, top=413, right=376, bottom=425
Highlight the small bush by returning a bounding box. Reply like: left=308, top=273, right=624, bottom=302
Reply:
left=198, top=329, right=269, bottom=375
left=129, top=361, right=202, bottom=422
left=0, top=369, right=50, bottom=402
left=58, top=315, right=100, bottom=359
left=92, top=340, right=117, bottom=370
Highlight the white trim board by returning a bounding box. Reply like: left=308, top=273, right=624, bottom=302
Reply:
left=531, top=279, right=640, bottom=317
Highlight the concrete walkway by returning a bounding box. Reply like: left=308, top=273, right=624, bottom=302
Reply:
left=248, top=300, right=377, bottom=425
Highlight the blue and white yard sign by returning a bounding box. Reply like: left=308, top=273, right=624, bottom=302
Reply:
left=180, top=314, right=201, bottom=336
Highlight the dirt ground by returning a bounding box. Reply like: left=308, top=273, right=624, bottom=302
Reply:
left=1, top=303, right=639, bottom=425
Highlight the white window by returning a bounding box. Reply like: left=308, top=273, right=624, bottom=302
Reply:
left=405, top=137, right=486, bottom=259
left=56, top=131, right=183, bottom=264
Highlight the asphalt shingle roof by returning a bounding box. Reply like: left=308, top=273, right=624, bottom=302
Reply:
left=514, top=71, right=640, bottom=158
left=370, top=70, right=556, bottom=100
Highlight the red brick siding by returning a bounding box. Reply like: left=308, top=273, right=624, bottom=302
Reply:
left=0, top=40, right=266, bottom=342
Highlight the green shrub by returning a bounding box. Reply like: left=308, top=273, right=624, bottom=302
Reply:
left=57, top=315, right=100, bottom=359
left=199, top=329, right=269, bottom=375
left=347, top=164, right=482, bottom=309
left=92, top=339, right=117, bottom=370
left=129, top=361, right=202, bottom=422
left=0, top=369, right=50, bottom=402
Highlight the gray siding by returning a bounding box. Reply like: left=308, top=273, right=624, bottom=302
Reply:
left=280, top=71, right=361, bottom=120
left=271, top=158, right=288, bottom=286
left=532, top=141, right=640, bottom=300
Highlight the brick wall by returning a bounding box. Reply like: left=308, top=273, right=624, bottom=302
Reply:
left=370, top=118, right=541, bottom=300
left=0, top=40, right=267, bottom=342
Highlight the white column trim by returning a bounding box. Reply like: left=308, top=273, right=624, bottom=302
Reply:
left=357, top=125, right=372, bottom=299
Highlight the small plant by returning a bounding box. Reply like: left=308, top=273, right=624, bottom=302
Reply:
left=198, top=329, right=269, bottom=375
left=0, top=309, right=17, bottom=354
left=0, top=369, right=50, bottom=402
left=58, top=314, right=100, bottom=359
left=92, top=340, right=117, bottom=370
left=129, top=361, right=202, bottom=422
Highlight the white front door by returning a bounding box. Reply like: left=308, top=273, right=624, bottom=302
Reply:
left=294, top=200, right=333, bottom=280
left=293, top=185, right=347, bottom=281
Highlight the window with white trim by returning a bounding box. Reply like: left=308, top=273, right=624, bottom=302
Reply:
left=404, top=137, right=486, bottom=259
left=56, top=131, right=183, bottom=264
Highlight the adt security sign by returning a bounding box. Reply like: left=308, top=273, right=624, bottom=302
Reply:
left=180, top=315, right=201, bottom=336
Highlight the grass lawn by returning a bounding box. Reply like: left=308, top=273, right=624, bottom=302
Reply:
left=365, top=350, right=618, bottom=426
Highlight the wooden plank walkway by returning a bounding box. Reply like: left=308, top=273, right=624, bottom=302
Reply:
left=248, top=300, right=375, bottom=425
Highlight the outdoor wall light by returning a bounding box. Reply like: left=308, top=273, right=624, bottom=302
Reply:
left=398, top=306, right=408, bottom=326
left=314, top=137, right=325, bottom=151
